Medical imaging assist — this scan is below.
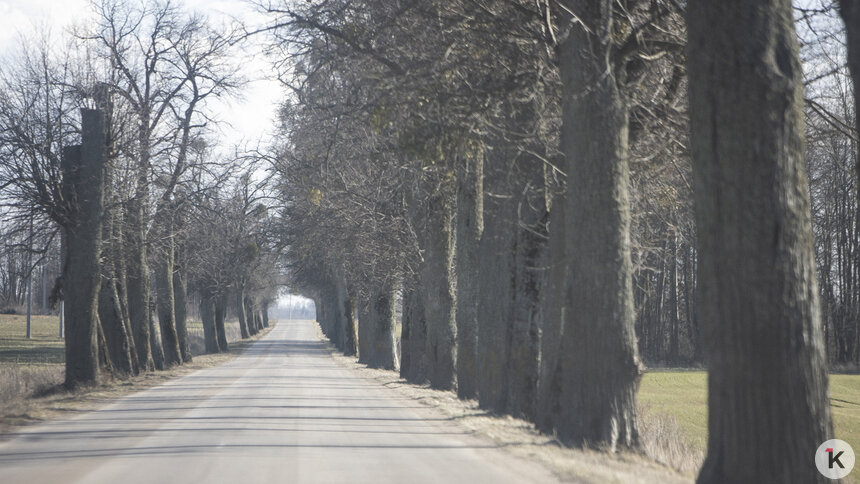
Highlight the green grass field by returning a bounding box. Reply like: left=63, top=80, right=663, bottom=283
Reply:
left=639, top=370, right=860, bottom=454
left=0, top=314, right=64, bottom=365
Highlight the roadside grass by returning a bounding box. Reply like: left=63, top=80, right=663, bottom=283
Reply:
left=0, top=316, right=272, bottom=436
left=638, top=370, right=860, bottom=473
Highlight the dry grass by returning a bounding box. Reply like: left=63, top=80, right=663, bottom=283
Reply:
left=637, top=404, right=704, bottom=476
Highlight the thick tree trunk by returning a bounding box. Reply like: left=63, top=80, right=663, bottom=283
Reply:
left=214, top=292, right=229, bottom=352
left=537, top=191, right=566, bottom=433
left=236, top=286, right=250, bottom=339
left=173, top=251, right=191, bottom=362
left=155, top=234, right=182, bottom=368
left=60, top=109, right=106, bottom=388
left=552, top=2, right=643, bottom=449
left=369, top=282, right=399, bottom=370
left=688, top=1, right=834, bottom=482
left=400, top=275, right=426, bottom=383
left=455, top=146, right=483, bottom=399
left=358, top=298, right=373, bottom=364
left=148, top=301, right=164, bottom=371
left=422, top=191, right=457, bottom=390
left=98, top=193, right=135, bottom=375
left=199, top=290, right=219, bottom=354
left=126, top=207, right=153, bottom=371
left=262, top=301, right=269, bottom=327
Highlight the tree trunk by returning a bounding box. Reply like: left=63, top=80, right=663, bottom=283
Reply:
left=215, top=292, right=229, bottom=352
left=455, top=145, right=483, bottom=399
left=400, top=274, right=426, bottom=383
left=236, top=286, right=250, bottom=339
left=537, top=189, right=566, bottom=433
left=60, top=109, right=106, bottom=388
left=155, top=233, right=182, bottom=368
left=148, top=300, right=164, bottom=371
left=552, top=2, right=643, bottom=449
left=126, top=204, right=153, bottom=371
left=358, top=298, right=373, bottom=364
left=173, top=249, right=191, bottom=362
left=422, top=190, right=457, bottom=390
left=369, top=281, right=399, bottom=370
left=200, top=290, right=219, bottom=354
left=262, top=301, right=270, bottom=327
left=688, top=1, right=834, bottom=482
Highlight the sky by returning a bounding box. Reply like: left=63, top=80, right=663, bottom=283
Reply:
left=0, top=0, right=285, bottom=149
left=0, top=0, right=308, bottom=311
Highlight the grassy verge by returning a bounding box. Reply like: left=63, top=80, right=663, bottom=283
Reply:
left=638, top=369, right=860, bottom=475
left=0, top=316, right=274, bottom=436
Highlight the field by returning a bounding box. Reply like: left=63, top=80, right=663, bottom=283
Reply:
left=639, top=370, right=860, bottom=455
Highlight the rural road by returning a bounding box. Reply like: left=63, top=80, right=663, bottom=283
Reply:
left=0, top=319, right=561, bottom=483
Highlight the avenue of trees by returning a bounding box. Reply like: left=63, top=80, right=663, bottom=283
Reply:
left=264, top=0, right=858, bottom=481
left=0, top=0, right=281, bottom=386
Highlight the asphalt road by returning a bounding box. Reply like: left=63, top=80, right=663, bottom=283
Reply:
left=0, top=319, right=561, bottom=483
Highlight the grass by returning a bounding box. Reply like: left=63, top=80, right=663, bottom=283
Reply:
left=638, top=370, right=860, bottom=462
left=0, top=314, right=64, bottom=365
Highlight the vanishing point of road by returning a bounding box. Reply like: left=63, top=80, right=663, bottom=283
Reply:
left=0, top=319, right=560, bottom=483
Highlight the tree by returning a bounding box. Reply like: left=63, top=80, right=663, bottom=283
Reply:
left=687, top=0, right=834, bottom=482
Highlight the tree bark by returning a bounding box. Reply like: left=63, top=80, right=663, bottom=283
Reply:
left=200, top=289, right=219, bottom=354
left=476, top=192, right=515, bottom=413
left=455, top=145, right=483, bottom=399
left=422, top=190, right=457, bottom=390
left=173, top=248, right=191, bottom=362
left=214, top=292, right=229, bottom=352
left=60, top=109, right=106, bottom=388
left=688, top=1, right=834, bottom=482
left=148, top=300, right=164, bottom=370
left=155, top=229, right=182, bottom=368
left=358, top=298, right=373, bottom=364
left=369, top=281, right=399, bottom=370
left=236, top=285, right=250, bottom=339
left=400, top=274, right=426, bottom=383
left=552, top=1, right=643, bottom=449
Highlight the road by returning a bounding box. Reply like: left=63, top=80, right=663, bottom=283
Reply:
left=0, top=319, right=561, bottom=483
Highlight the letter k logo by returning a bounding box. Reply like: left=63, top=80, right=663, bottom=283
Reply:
left=827, top=448, right=845, bottom=469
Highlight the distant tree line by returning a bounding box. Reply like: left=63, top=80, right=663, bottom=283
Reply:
left=0, top=0, right=282, bottom=387
left=262, top=0, right=856, bottom=481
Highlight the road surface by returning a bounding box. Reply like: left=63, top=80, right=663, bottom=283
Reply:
left=0, top=319, right=561, bottom=483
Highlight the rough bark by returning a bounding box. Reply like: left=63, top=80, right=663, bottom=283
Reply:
left=357, top=299, right=373, bottom=364
left=155, top=231, right=182, bottom=368
left=214, top=292, right=229, bottom=352
left=236, top=285, right=250, bottom=339
left=400, top=275, right=426, bottom=383
left=476, top=186, right=515, bottom=414
left=199, top=290, right=219, bottom=354
left=536, top=191, right=566, bottom=433
left=148, top=301, right=164, bottom=371
left=688, top=1, right=834, bottom=482
left=421, top=191, right=457, bottom=390
left=126, top=208, right=153, bottom=371
left=840, top=0, right=860, bottom=190
left=60, top=109, right=106, bottom=387
left=552, top=1, right=643, bottom=449
left=98, top=191, right=135, bottom=375
left=455, top=146, right=483, bottom=399
left=369, top=282, right=399, bottom=370
left=173, top=250, right=191, bottom=362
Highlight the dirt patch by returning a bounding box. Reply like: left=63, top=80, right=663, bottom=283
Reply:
left=315, top=324, right=692, bottom=484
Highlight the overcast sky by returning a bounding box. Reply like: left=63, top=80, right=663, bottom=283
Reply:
left=0, top=0, right=308, bottom=310
left=0, top=0, right=285, bottom=150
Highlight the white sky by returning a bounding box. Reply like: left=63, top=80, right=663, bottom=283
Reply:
left=0, top=0, right=285, bottom=149
left=0, top=0, right=309, bottom=309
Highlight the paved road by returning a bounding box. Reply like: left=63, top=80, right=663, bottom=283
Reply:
left=0, top=319, right=560, bottom=483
